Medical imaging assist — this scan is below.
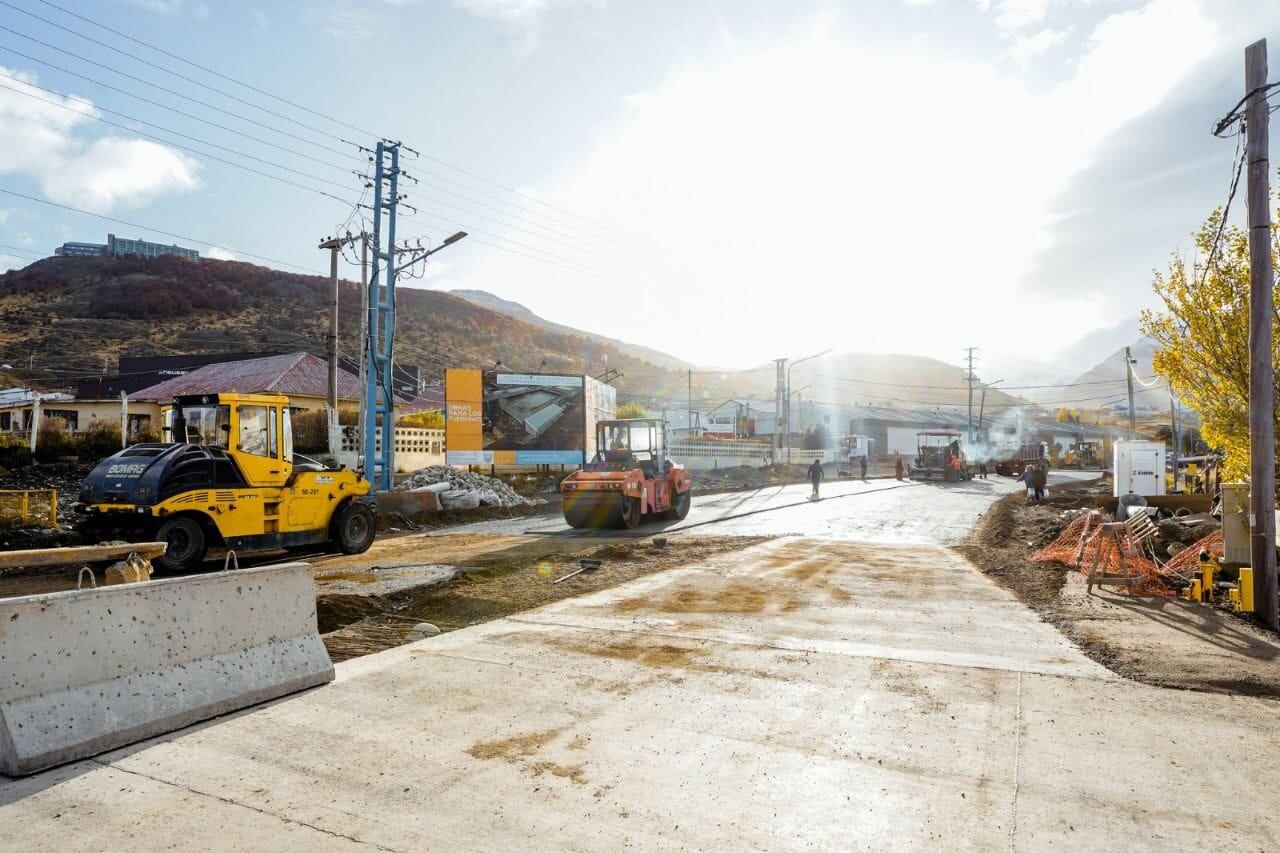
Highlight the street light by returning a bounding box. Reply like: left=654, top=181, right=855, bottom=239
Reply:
left=394, top=231, right=468, bottom=274
left=786, top=349, right=832, bottom=462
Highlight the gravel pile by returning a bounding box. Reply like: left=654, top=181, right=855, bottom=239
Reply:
left=400, top=465, right=538, bottom=509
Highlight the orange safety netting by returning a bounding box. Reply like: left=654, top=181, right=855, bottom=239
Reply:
left=1030, top=511, right=1175, bottom=596
left=1162, top=529, right=1224, bottom=576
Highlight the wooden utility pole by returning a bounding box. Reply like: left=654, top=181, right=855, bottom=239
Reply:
left=964, top=347, right=976, bottom=444
left=773, top=358, right=786, bottom=463
left=1124, top=346, right=1137, bottom=439
left=1168, top=390, right=1180, bottom=493
left=319, top=237, right=342, bottom=454
left=687, top=369, right=693, bottom=441
left=1244, top=39, right=1277, bottom=629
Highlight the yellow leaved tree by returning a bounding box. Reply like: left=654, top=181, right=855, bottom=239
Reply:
left=1140, top=199, right=1279, bottom=483
left=616, top=402, right=649, bottom=419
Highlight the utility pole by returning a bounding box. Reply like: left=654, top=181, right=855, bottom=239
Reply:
left=357, top=232, right=369, bottom=459
left=773, top=358, right=786, bottom=464
left=362, top=140, right=402, bottom=492
left=977, top=384, right=988, bottom=435
left=1244, top=38, right=1277, bottom=629
left=119, top=390, right=128, bottom=450
left=1124, top=346, right=1137, bottom=439
left=964, top=347, right=977, bottom=444
left=1169, top=389, right=1180, bottom=493
left=319, top=235, right=343, bottom=455
left=687, top=369, right=693, bottom=440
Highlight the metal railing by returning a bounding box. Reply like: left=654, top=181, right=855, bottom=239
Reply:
left=0, top=489, right=57, bottom=529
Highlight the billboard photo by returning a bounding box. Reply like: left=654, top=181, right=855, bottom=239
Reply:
left=447, top=370, right=614, bottom=466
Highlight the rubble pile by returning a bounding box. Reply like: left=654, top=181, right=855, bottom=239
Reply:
left=399, top=466, right=539, bottom=509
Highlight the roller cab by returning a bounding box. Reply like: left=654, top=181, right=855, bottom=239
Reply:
left=76, top=393, right=374, bottom=571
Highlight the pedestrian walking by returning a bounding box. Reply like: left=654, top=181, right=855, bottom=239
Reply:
left=859, top=455, right=868, bottom=481
left=1031, top=463, right=1047, bottom=502
left=808, top=458, right=824, bottom=498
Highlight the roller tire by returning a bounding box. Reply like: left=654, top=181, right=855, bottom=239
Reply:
left=155, top=516, right=207, bottom=573
left=564, top=505, right=592, bottom=528
left=334, top=501, right=376, bottom=554
left=664, top=489, right=691, bottom=521
left=610, top=495, right=642, bottom=530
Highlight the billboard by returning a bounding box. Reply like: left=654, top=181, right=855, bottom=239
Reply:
left=446, top=370, right=615, bottom=466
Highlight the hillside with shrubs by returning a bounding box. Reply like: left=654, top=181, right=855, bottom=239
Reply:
left=0, top=256, right=689, bottom=394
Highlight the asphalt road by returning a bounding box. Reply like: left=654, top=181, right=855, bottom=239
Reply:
left=448, top=470, right=1098, bottom=544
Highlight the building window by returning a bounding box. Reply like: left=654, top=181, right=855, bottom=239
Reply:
left=44, top=409, right=79, bottom=431
left=127, top=414, right=151, bottom=436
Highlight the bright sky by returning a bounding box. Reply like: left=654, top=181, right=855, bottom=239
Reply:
left=0, top=0, right=1276, bottom=378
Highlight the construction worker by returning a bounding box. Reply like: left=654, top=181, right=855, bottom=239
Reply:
left=894, top=455, right=905, bottom=481
left=978, top=460, right=989, bottom=479
left=859, top=455, right=868, bottom=481
left=1016, top=466, right=1036, bottom=500
left=807, top=458, right=824, bottom=498
left=606, top=438, right=637, bottom=470
left=1031, top=462, right=1048, bottom=501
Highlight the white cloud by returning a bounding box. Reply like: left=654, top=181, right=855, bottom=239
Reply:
left=452, top=0, right=604, bottom=50
left=0, top=66, right=202, bottom=210
left=988, top=0, right=1050, bottom=32
left=448, top=0, right=1219, bottom=367
left=250, top=9, right=268, bottom=31
left=125, top=0, right=185, bottom=13
left=205, top=246, right=237, bottom=261
left=1010, top=26, right=1071, bottom=63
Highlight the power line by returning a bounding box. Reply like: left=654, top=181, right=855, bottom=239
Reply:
left=0, top=47, right=355, bottom=173
left=398, top=211, right=631, bottom=283
left=0, top=243, right=44, bottom=260
left=0, top=187, right=325, bottom=273
left=1198, top=123, right=1247, bottom=290
left=0, top=80, right=360, bottom=207
left=32, top=0, right=377, bottom=139
left=0, top=72, right=357, bottom=192
left=27, top=0, right=639, bottom=247
left=0, top=0, right=360, bottom=146
left=0, top=27, right=361, bottom=161
left=0, top=66, right=634, bottom=279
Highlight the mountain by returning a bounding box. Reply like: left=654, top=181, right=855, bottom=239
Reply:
left=449, top=289, right=692, bottom=371
left=982, top=316, right=1145, bottom=403
left=0, top=256, right=1024, bottom=414
left=1066, top=336, right=1167, bottom=410
left=783, top=352, right=1023, bottom=411
left=0, top=256, right=692, bottom=394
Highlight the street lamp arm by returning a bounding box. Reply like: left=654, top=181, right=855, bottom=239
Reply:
left=393, top=231, right=467, bottom=275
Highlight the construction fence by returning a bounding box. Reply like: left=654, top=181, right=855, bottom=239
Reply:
left=336, top=426, right=446, bottom=473
left=669, top=439, right=834, bottom=470
left=0, top=489, right=57, bottom=529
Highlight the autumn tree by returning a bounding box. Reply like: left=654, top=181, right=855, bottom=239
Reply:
left=616, top=402, right=648, bottom=419
left=1140, top=197, right=1279, bottom=484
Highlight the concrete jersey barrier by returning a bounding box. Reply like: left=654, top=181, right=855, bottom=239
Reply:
left=0, top=563, right=334, bottom=776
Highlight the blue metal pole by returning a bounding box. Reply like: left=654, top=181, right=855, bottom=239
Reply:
left=380, top=145, right=399, bottom=490
left=362, top=141, right=385, bottom=489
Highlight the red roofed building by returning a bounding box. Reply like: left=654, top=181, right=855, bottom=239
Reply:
left=133, top=352, right=362, bottom=412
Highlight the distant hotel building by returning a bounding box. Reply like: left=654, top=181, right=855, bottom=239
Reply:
left=54, top=233, right=200, bottom=261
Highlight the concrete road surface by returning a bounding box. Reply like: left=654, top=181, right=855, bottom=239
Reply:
left=450, top=470, right=1095, bottom=542
left=4, top=471, right=1277, bottom=849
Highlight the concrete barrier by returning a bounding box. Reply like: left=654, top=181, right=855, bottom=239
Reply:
left=0, top=563, right=333, bottom=776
